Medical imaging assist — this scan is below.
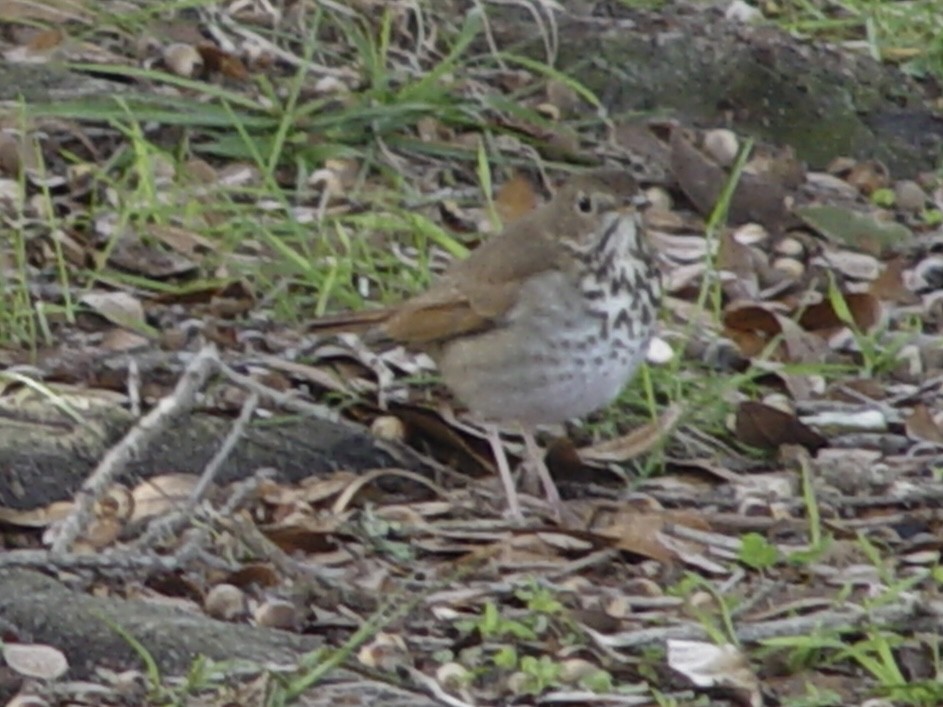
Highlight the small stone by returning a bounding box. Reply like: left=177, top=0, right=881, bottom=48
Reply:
left=846, top=160, right=889, bottom=195
left=771, top=256, right=804, bottom=279
left=894, top=180, right=926, bottom=212
left=163, top=43, right=203, bottom=78
left=644, top=186, right=673, bottom=211
left=253, top=598, right=298, bottom=629
left=725, top=0, right=763, bottom=22
left=732, top=223, right=768, bottom=246
left=371, top=415, right=406, bottom=442
left=435, top=662, right=470, bottom=690
left=774, top=234, right=806, bottom=256
left=703, top=129, right=739, bottom=167
left=204, top=583, right=246, bottom=621
left=762, top=393, right=793, bottom=415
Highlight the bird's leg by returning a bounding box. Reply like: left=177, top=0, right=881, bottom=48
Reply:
left=485, top=423, right=523, bottom=522
left=520, top=424, right=563, bottom=517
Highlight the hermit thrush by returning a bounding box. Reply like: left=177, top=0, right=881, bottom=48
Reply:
left=310, top=170, right=661, bottom=520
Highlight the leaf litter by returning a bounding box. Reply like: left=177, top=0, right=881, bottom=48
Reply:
left=0, top=1, right=942, bottom=706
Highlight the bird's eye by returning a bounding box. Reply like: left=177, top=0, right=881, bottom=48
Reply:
left=576, top=193, right=593, bottom=214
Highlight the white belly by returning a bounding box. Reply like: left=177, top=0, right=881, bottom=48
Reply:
left=437, top=270, right=654, bottom=425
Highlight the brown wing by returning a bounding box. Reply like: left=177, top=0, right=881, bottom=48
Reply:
left=307, top=307, right=395, bottom=336
left=383, top=213, right=563, bottom=345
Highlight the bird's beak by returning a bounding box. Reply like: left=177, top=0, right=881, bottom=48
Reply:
left=615, top=193, right=648, bottom=215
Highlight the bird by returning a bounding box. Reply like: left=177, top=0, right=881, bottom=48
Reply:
left=309, top=169, right=661, bottom=521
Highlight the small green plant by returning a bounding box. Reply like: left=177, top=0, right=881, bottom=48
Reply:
left=823, top=277, right=908, bottom=378
left=450, top=585, right=614, bottom=696
left=870, top=187, right=895, bottom=207
left=762, top=565, right=943, bottom=707
left=493, top=645, right=518, bottom=670
left=516, top=654, right=561, bottom=694
left=666, top=573, right=738, bottom=646
left=739, top=532, right=781, bottom=571
left=786, top=451, right=833, bottom=566
left=783, top=683, right=844, bottom=707
left=922, top=208, right=943, bottom=226
left=470, top=600, right=538, bottom=641
left=516, top=583, right=565, bottom=616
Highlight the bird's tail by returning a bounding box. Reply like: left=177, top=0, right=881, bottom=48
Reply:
left=307, top=307, right=393, bottom=341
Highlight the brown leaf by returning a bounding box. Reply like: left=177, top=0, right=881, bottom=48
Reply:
left=870, top=256, right=919, bottom=304
left=669, top=128, right=787, bottom=228
left=107, top=234, right=199, bottom=279
left=723, top=302, right=827, bottom=363
left=494, top=172, right=538, bottom=225
left=904, top=404, right=943, bottom=444
left=735, top=401, right=827, bottom=451
left=263, top=525, right=340, bottom=554
left=845, top=160, right=889, bottom=195
left=612, top=121, right=673, bottom=182
left=130, top=473, right=199, bottom=522
left=596, top=512, right=675, bottom=562
left=596, top=507, right=711, bottom=563
left=717, top=231, right=759, bottom=300
left=26, top=27, right=65, bottom=52
left=579, top=404, right=682, bottom=463
left=798, top=292, right=882, bottom=333
left=79, top=291, right=147, bottom=331
left=226, top=563, right=280, bottom=589
left=197, top=43, right=249, bottom=80
left=147, top=223, right=217, bottom=259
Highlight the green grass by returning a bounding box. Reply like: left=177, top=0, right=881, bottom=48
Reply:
left=1, top=3, right=615, bottom=346
left=775, top=0, right=943, bottom=78
left=0, top=2, right=938, bottom=706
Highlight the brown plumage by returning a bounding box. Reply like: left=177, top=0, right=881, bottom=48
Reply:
left=310, top=170, right=661, bottom=521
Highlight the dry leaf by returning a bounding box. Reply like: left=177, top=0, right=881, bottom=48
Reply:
left=80, top=291, right=147, bottom=330
left=100, top=328, right=149, bottom=352
left=845, top=159, right=889, bottom=195
left=358, top=632, right=409, bottom=671
left=735, top=401, right=827, bottom=451
left=107, top=235, right=199, bottom=279
left=904, top=404, right=943, bottom=444
left=197, top=43, right=248, bottom=80
left=579, top=404, right=682, bottom=463
left=670, top=128, right=787, bottom=228
left=595, top=506, right=710, bottom=563
left=495, top=172, right=538, bottom=225
left=799, top=292, right=883, bottom=334
left=263, top=525, right=341, bottom=555
left=723, top=302, right=827, bottom=363
left=225, top=563, right=280, bottom=588
left=668, top=639, right=762, bottom=706
left=870, top=256, right=918, bottom=303
left=819, top=248, right=881, bottom=281
left=0, top=500, right=72, bottom=528
left=795, top=204, right=913, bottom=255
left=130, top=473, right=199, bottom=522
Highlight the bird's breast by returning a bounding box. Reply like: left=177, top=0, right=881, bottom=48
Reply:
left=435, top=266, right=657, bottom=425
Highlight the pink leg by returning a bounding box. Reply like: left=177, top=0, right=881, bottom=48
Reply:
left=521, top=425, right=562, bottom=515
left=486, top=423, right=523, bottom=522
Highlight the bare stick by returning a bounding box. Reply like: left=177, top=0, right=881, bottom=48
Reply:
left=132, top=391, right=259, bottom=550
left=49, top=346, right=219, bottom=554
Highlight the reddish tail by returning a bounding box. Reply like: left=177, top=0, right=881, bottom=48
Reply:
left=307, top=308, right=392, bottom=336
